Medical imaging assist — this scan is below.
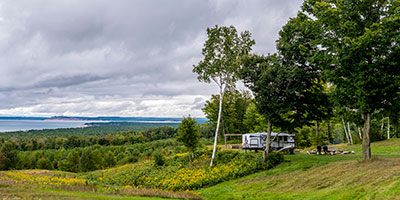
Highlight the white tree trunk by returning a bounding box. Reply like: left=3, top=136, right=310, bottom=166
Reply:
left=387, top=117, right=390, bottom=139
left=210, top=86, right=224, bottom=167
left=347, top=122, right=353, bottom=144
left=358, top=127, right=362, bottom=140
left=342, top=118, right=350, bottom=144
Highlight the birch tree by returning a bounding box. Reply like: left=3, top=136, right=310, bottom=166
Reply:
left=387, top=117, right=390, bottom=139
left=348, top=122, right=353, bottom=144
left=342, top=118, right=350, bottom=144
left=193, top=25, right=254, bottom=167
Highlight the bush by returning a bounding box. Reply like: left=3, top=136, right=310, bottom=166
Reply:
left=152, top=150, right=166, bottom=166
left=118, top=154, right=139, bottom=165
left=214, top=150, right=240, bottom=164
left=36, top=157, right=54, bottom=170
left=265, top=152, right=284, bottom=169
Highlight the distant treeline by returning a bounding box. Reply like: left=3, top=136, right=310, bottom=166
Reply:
left=0, top=122, right=179, bottom=139
left=0, top=126, right=177, bottom=151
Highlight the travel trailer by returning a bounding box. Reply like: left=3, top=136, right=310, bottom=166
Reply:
left=242, top=132, right=295, bottom=153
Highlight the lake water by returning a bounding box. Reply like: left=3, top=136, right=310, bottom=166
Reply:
left=0, top=120, right=89, bottom=132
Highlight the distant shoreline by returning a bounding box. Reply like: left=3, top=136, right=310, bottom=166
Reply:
left=0, top=116, right=206, bottom=123
left=0, top=117, right=207, bottom=133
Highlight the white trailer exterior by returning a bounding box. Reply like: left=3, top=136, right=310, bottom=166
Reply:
left=242, top=132, right=295, bottom=153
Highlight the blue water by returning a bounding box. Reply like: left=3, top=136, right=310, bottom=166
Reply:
left=0, top=120, right=89, bottom=132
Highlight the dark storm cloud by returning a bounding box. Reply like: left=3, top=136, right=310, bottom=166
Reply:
left=0, top=0, right=303, bottom=117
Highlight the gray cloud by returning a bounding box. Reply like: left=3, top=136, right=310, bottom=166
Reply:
left=0, top=0, right=302, bottom=117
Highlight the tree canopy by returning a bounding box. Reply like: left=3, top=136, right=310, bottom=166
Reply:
left=302, top=0, right=400, bottom=160
left=202, top=90, right=252, bottom=135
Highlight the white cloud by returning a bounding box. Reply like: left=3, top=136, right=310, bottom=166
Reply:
left=0, top=0, right=302, bottom=117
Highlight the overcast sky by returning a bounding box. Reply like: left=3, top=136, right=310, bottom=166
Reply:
left=0, top=0, right=303, bottom=117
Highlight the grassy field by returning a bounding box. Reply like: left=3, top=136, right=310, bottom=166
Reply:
left=200, top=139, right=400, bottom=200
left=0, top=185, right=171, bottom=200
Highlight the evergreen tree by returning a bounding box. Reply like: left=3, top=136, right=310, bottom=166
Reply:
left=104, top=151, right=116, bottom=168
left=79, top=149, right=95, bottom=172
left=0, top=141, right=18, bottom=170
left=59, top=150, right=80, bottom=172
left=177, top=116, right=200, bottom=162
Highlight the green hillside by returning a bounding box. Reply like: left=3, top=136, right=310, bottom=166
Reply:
left=200, top=139, right=400, bottom=200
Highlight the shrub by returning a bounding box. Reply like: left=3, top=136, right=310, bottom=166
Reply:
left=152, top=150, right=166, bottom=166
left=36, top=157, right=54, bottom=170
left=265, top=152, right=284, bottom=169
left=215, top=150, right=240, bottom=164
left=118, top=154, right=139, bottom=165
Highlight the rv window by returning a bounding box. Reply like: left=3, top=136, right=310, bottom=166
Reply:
left=250, top=139, right=258, bottom=145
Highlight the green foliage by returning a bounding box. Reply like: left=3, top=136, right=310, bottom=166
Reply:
left=296, top=126, right=314, bottom=148
left=0, top=141, right=18, bottom=170
left=241, top=54, right=292, bottom=131
left=0, top=126, right=176, bottom=152
left=277, top=11, right=332, bottom=125
left=203, top=90, right=252, bottom=134
left=0, top=151, right=3, bottom=168
left=58, top=150, right=80, bottom=172
left=104, top=151, right=116, bottom=168
left=243, top=102, right=268, bottom=133
left=152, top=150, right=166, bottom=166
left=264, top=152, right=284, bottom=169
left=79, top=148, right=103, bottom=172
left=214, top=149, right=240, bottom=165
left=176, top=116, right=200, bottom=162
left=199, top=124, right=214, bottom=139
left=302, top=0, right=399, bottom=113
left=36, top=157, right=54, bottom=170
left=193, top=25, right=255, bottom=88
left=301, top=0, right=400, bottom=159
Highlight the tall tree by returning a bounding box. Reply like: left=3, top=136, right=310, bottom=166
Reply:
left=241, top=54, right=292, bottom=159
left=276, top=12, right=332, bottom=144
left=193, top=25, right=254, bottom=167
left=302, top=0, right=400, bottom=160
